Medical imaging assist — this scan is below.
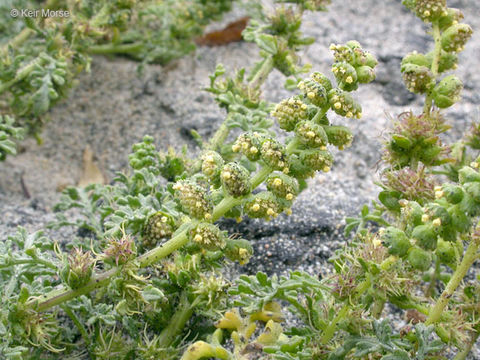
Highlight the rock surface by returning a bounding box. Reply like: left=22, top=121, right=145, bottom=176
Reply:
left=1, top=0, right=479, bottom=356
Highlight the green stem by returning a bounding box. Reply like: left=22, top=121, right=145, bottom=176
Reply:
left=1, top=28, right=34, bottom=57
left=426, top=257, right=441, bottom=298
left=61, top=304, right=90, bottom=348
left=0, top=258, right=56, bottom=270
left=34, top=268, right=118, bottom=312
left=157, top=292, right=197, bottom=349
left=137, top=228, right=189, bottom=268
left=249, top=56, right=274, bottom=89
left=423, top=21, right=442, bottom=115
left=88, top=42, right=144, bottom=56
left=425, top=239, right=480, bottom=325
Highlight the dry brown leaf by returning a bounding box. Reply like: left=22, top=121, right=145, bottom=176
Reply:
left=77, top=146, right=106, bottom=187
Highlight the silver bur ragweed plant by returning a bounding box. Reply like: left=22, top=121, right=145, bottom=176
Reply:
left=1, top=0, right=479, bottom=359
left=0, top=0, right=237, bottom=158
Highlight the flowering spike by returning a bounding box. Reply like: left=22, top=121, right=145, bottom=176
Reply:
left=188, top=223, right=226, bottom=251
left=271, top=97, right=308, bottom=131
left=173, top=181, right=213, bottom=220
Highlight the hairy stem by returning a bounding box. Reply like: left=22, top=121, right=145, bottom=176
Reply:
left=425, top=239, right=480, bottom=325
left=88, top=42, right=144, bottom=56
left=423, top=21, right=442, bottom=115
left=157, top=292, right=198, bottom=349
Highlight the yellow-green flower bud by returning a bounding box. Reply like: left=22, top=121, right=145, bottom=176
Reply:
left=271, top=97, right=308, bottom=131
left=458, top=166, right=480, bottom=184
left=402, top=51, right=430, bottom=67
left=224, top=238, right=253, bottom=265
left=438, top=8, right=464, bottom=32
left=298, top=78, right=328, bottom=107
left=432, top=75, right=463, bottom=108
left=221, top=162, right=251, bottom=197
left=400, top=63, right=434, bottom=93
left=232, top=132, right=266, bottom=161
left=448, top=204, right=471, bottom=233
left=189, top=223, right=226, bottom=251
left=311, top=72, right=333, bottom=92
left=427, top=50, right=458, bottom=73
left=244, top=191, right=283, bottom=220
left=61, top=248, right=94, bottom=289
left=328, top=89, right=362, bottom=119
left=442, top=184, right=464, bottom=204
left=381, top=227, right=412, bottom=257
left=173, top=181, right=212, bottom=220
left=323, top=125, right=354, bottom=150
left=330, top=43, right=355, bottom=63
left=266, top=172, right=299, bottom=200
left=412, top=224, right=438, bottom=250
left=295, top=120, right=328, bottom=148
left=436, top=238, right=456, bottom=267
left=260, top=138, right=289, bottom=173
left=356, top=65, right=376, bottom=84
left=414, top=0, right=447, bottom=22
left=407, top=246, right=432, bottom=271
left=441, top=23, right=473, bottom=53
left=201, top=151, right=224, bottom=182
left=332, top=62, right=358, bottom=91
left=142, top=211, right=175, bottom=249
left=464, top=182, right=480, bottom=203
left=299, top=148, right=333, bottom=173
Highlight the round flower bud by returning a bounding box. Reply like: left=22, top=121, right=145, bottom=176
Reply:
left=328, top=89, right=362, bottom=119
left=438, top=8, right=464, bottom=32
left=442, top=184, right=464, bottom=204
left=173, top=181, right=212, bottom=220
left=266, top=172, right=299, bottom=200
left=458, top=166, right=480, bottom=185
left=260, top=138, right=289, bottom=173
left=271, top=97, right=308, bottom=131
left=411, top=224, right=438, bottom=251
left=403, top=201, right=424, bottom=228
left=441, top=23, right=473, bottom=53
left=381, top=227, right=412, bottom=257
left=400, top=63, right=433, bottom=94
left=464, top=182, right=480, bottom=203
left=323, top=125, right=354, bottom=150
left=436, top=238, right=456, bottom=267
left=288, top=154, right=315, bottom=179
left=426, top=50, right=458, bottom=73
left=221, top=162, right=251, bottom=198
left=432, top=75, right=463, bottom=109
left=189, top=223, right=226, bottom=251
left=414, top=0, right=447, bottom=22
left=224, top=238, right=253, bottom=265
left=233, top=132, right=266, bottom=161
left=311, top=72, right=333, bottom=93
left=407, top=246, right=432, bottom=271
left=201, top=151, right=224, bottom=182
left=142, top=211, right=175, bottom=249
left=298, top=78, right=328, bottom=107
left=402, top=51, right=430, bottom=67
left=330, top=43, right=355, bottom=64
left=299, top=148, right=333, bottom=173
left=61, top=248, right=94, bottom=289
left=355, top=65, right=376, bottom=84
left=295, top=120, right=328, bottom=148
left=448, top=204, right=471, bottom=233
left=332, top=62, right=358, bottom=91
left=244, top=191, right=283, bottom=220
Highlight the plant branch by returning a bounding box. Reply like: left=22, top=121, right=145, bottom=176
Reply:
left=423, top=21, right=442, bottom=115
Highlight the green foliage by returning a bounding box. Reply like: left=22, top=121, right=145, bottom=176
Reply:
left=0, top=115, right=24, bottom=160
